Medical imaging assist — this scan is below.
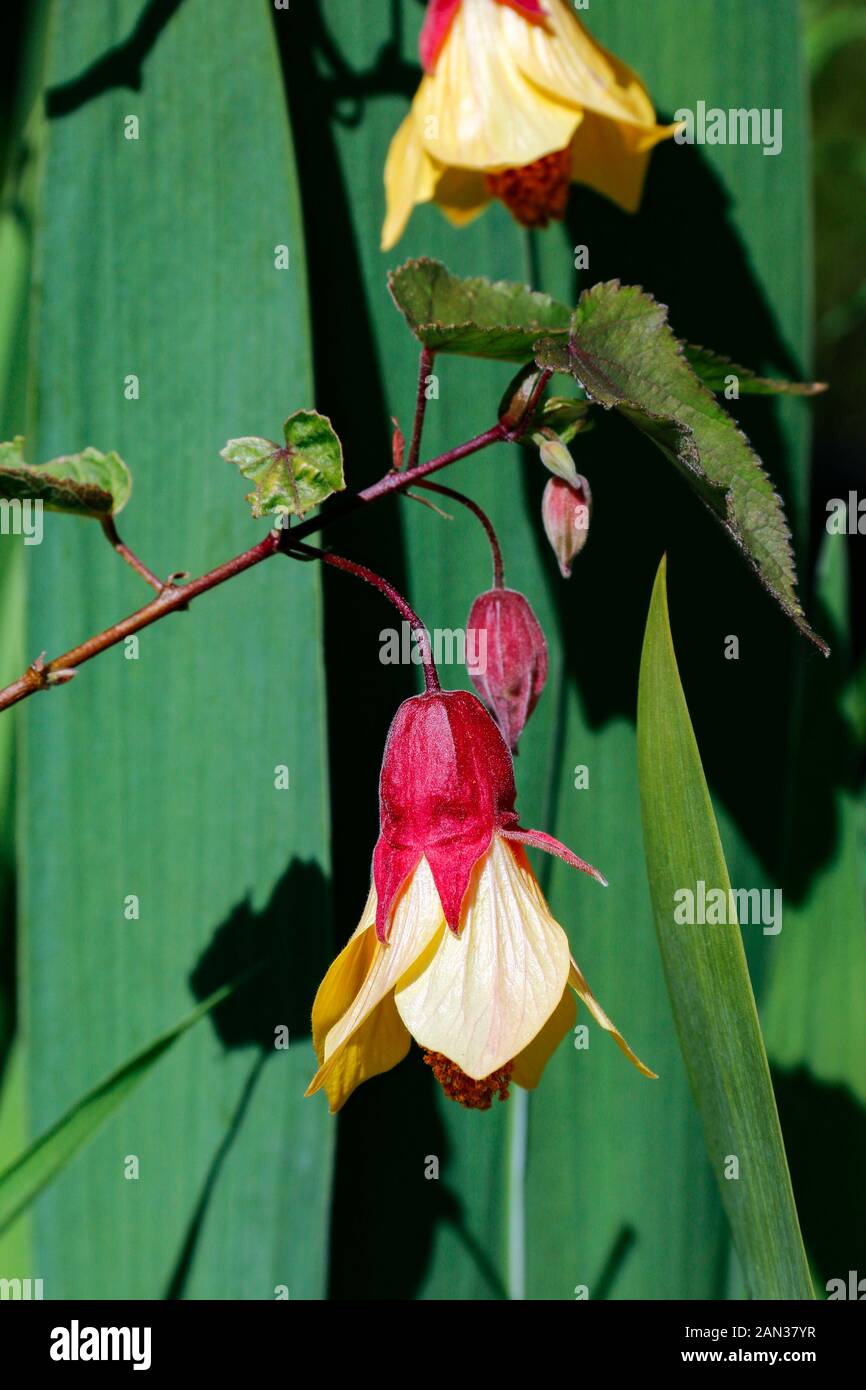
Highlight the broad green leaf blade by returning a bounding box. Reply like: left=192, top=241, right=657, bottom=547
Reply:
left=536, top=280, right=826, bottom=654
left=683, top=344, right=827, bottom=397
left=0, top=439, right=130, bottom=517
left=0, top=985, right=231, bottom=1238
left=764, top=533, right=866, bottom=1105
left=222, top=409, right=344, bottom=519
left=20, top=0, right=332, bottom=1300
left=388, top=257, right=571, bottom=361
left=637, top=556, right=813, bottom=1300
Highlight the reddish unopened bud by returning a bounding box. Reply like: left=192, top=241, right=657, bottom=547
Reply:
left=467, top=588, right=548, bottom=752
left=542, top=475, right=592, bottom=578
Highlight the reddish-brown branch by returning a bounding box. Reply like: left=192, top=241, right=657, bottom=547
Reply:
left=0, top=399, right=545, bottom=714
left=99, top=517, right=165, bottom=592
left=413, top=480, right=505, bottom=589
left=405, top=346, right=435, bottom=473
left=290, top=542, right=440, bottom=693
left=0, top=530, right=282, bottom=711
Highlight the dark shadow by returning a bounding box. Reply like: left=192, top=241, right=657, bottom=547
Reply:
left=163, top=1052, right=267, bottom=1299
left=189, top=858, right=331, bottom=1048
left=45, top=0, right=185, bottom=117
left=773, top=1066, right=866, bottom=1290
left=593, top=1223, right=637, bottom=1301
left=327, top=1047, right=508, bottom=1301
left=161, top=859, right=330, bottom=1294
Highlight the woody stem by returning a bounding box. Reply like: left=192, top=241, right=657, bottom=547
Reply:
left=288, top=541, right=441, bottom=693
left=406, top=346, right=435, bottom=472
left=413, top=480, right=506, bottom=588
left=99, top=517, right=165, bottom=592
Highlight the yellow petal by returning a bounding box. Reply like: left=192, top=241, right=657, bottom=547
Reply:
left=568, top=109, right=678, bottom=211
left=310, top=883, right=378, bottom=1066
left=569, top=957, right=657, bottom=1078
left=381, top=110, right=441, bottom=251
left=509, top=0, right=661, bottom=131
left=312, top=996, right=411, bottom=1114
left=306, top=857, right=444, bottom=1102
left=395, top=836, right=570, bottom=1080
left=433, top=166, right=492, bottom=228
left=511, top=984, right=576, bottom=1089
left=414, top=0, right=581, bottom=172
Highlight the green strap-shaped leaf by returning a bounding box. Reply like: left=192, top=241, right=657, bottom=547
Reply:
left=637, top=555, right=813, bottom=1300
left=683, top=344, right=827, bottom=397
left=0, top=438, right=131, bottom=516
left=536, top=281, right=826, bottom=653
left=222, top=410, right=345, bottom=519
left=0, top=986, right=232, bottom=1238
left=388, top=257, right=571, bottom=361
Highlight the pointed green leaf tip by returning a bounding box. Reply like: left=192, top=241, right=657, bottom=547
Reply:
left=535, top=282, right=828, bottom=654
left=222, top=410, right=345, bottom=519
left=0, top=437, right=131, bottom=516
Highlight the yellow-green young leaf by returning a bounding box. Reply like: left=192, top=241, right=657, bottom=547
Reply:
left=637, top=556, right=813, bottom=1301
left=222, top=410, right=344, bottom=519
left=388, top=257, right=571, bottom=361
left=0, top=986, right=232, bottom=1239
left=0, top=438, right=131, bottom=516
left=535, top=282, right=827, bottom=655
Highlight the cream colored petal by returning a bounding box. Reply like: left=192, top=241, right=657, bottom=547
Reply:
left=395, top=836, right=570, bottom=1080
left=415, top=0, right=581, bottom=171
left=308, top=857, right=444, bottom=1089
left=507, top=0, right=661, bottom=130
left=569, top=957, right=657, bottom=1078
left=511, top=984, right=576, bottom=1089
left=381, top=110, right=442, bottom=251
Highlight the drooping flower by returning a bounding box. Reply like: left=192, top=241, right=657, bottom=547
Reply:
left=542, top=473, right=591, bottom=577
left=382, top=0, right=679, bottom=250
left=467, top=587, right=548, bottom=751
left=306, top=688, right=654, bottom=1111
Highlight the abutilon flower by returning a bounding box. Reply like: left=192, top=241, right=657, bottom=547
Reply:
left=306, top=688, right=654, bottom=1112
left=381, top=0, right=678, bottom=250
left=542, top=473, right=591, bottom=577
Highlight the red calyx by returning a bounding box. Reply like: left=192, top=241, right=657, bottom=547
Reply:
left=419, top=0, right=547, bottom=74
left=373, top=689, right=518, bottom=940
left=467, top=588, right=548, bottom=752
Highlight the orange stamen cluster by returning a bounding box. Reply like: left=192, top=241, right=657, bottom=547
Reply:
left=423, top=1050, right=513, bottom=1109
left=485, top=146, right=572, bottom=229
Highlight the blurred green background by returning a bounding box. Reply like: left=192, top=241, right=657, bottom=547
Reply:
left=0, top=0, right=862, bottom=1300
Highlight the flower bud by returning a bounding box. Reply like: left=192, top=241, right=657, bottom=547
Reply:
left=537, top=434, right=579, bottom=484
left=467, top=588, right=548, bottom=752
left=542, top=475, right=592, bottom=578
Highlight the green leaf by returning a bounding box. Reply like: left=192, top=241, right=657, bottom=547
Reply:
left=222, top=410, right=344, bottom=519
left=0, top=437, right=131, bottom=516
left=20, top=0, right=333, bottom=1300
left=683, top=343, right=827, bottom=396
left=536, top=281, right=827, bottom=654
left=388, top=257, right=571, bottom=361
left=763, top=533, right=866, bottom=1105
left=637, top=556, right=813, bottom=1300
left=0, top=985, right=232, bottom=1239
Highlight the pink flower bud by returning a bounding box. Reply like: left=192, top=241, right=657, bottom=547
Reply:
left=466, top=588, right=548, bottom=753
left=542, top=474, right=592, bottom=578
